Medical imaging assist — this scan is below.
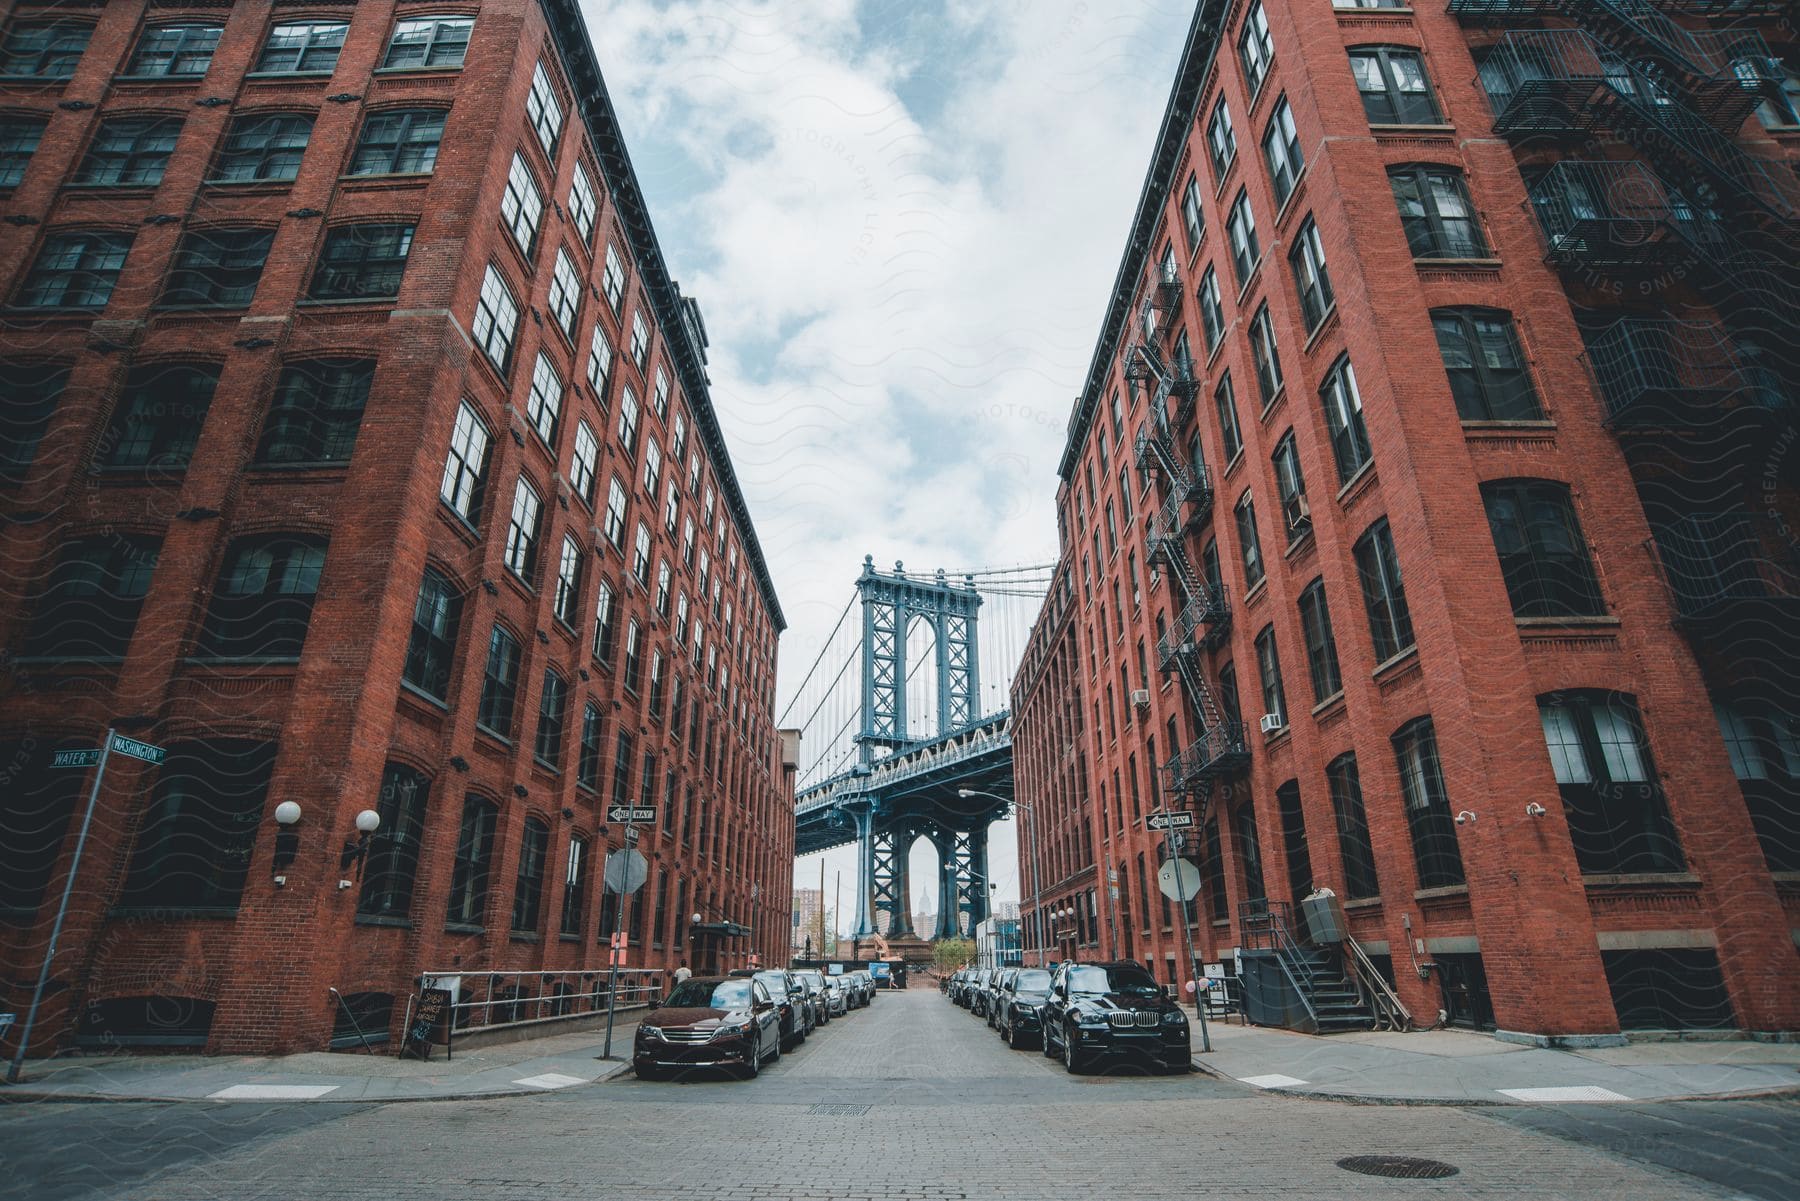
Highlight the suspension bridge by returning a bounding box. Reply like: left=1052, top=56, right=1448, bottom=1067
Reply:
left=779, top=556, right=1051, bottom=945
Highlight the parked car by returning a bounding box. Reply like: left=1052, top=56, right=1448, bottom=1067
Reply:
left=822, top=975, right=850, bottom=1016
left=792, top=970, right=831, bottom=1026
left=985, top=968, right=1016, bottom=1028
left=1041, top=961, right=1190, bottom=1074
left=633, top=975, right=782, bottom=1081
left=751, top=968, right=812, bottom=1049
left=994, top=966, right=1055, bottom=1049
left=970, top=969, right=998, bottom=1019
left=849, top=970, right=874, bottom=1006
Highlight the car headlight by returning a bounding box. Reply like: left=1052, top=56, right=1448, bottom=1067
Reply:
left=637, top=1026, right=660, bottom=1039
left=1075, top=1010, right=1108, bottom=1027
left=714, top=1020, right=749, bottom=1038
left=1163, top=1010, right=1186, bottom=1025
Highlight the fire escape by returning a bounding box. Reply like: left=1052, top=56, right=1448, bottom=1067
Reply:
left=1129, top=263, right=1246, bottom=829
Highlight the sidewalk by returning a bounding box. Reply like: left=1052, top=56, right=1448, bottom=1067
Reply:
left=0, top=1019, right=642, bottom=1104
left=1188, top=1016, right=1800, bottom=1104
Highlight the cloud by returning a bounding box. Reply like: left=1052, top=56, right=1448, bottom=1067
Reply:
left=583, top=0, right=1191, bottom=905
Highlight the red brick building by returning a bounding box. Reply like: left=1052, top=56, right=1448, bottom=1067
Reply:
left=0, top=0, right=796, bottom=1056
left=1011, top=0, right=1800, bottom=1040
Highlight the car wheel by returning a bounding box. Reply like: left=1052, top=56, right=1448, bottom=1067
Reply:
left=1041, top=1024, right=1059, bottom=1057
left=768, top=1030, right=781, bottom=1062
left=1062, top=1027, right=1087, bottom=1074
left=1008, top=1022, right=1023, bottom=1050
left=741, top=1034, right=761, bottom=1079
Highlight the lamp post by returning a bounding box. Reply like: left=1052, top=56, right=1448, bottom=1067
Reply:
left=959, top=787, right=1047, bottom=968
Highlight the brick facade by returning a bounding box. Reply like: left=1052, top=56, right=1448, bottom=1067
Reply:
left=0, top=0, right=795, bottom=1056
left=1012, top=0, right=1800, bottom=1038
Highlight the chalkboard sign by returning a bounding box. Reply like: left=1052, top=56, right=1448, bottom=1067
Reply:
left=405, top=988, right=452, bottom=1060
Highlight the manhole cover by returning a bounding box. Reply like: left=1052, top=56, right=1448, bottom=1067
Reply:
left=1336, top=1156, right=1460, bottom=1180
left=807, top=1103, right=871, bottom=1116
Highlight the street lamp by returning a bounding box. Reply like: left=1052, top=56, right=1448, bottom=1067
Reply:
left=959, top=786, right=1047, bottom=968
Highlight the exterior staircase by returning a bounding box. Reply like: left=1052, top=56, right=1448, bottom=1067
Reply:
left=1238, top=899, right=1408, bottom=1035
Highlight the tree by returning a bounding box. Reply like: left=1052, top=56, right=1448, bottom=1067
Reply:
left=933, top=937, right=975, bottom=972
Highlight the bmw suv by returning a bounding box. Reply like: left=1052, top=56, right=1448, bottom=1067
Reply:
left=1041, top=960, right=1190, bottom=1074
left=994, top=966, right=1055, bottom=1049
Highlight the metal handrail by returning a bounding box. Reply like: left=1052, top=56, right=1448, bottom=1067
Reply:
left=1239, top=900, right=1319, bottom=1030
left=1342, top=936, right=1412, bottom=1032
left=415, top=967, right=666, bottom=1038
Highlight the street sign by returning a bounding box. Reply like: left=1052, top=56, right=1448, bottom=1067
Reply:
left=603, top=848, right=648, bottom=895
left=606, top=805, right=657, bottom=824
left=0, top=1014, right=14, bottom=1032
left=49, top=749, right=101, bottom=769
left=1146, top=811, right=1195, bottom=831
left=1157, top=857, right=1204, bottom=903
left=110, top=734, right=165, bottom=765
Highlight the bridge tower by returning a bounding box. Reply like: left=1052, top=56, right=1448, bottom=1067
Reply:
left=850, top=558, right=988, bottom=941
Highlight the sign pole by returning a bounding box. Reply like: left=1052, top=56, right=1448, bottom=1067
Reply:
left=7, top=728, right=114, bottom=1085
left=1167, top=829, right=1211, bottom=1054
left=601, top=818, right=637, bottom=1061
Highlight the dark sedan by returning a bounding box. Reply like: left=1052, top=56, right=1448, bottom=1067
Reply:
left=994, top=967, right=1054, bottom=1049
left=751, top=968, right=813, bottom=1049
left=633, top=976, right=783, bottom=1080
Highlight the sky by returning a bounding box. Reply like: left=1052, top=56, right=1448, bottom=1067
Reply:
left=584, top=0, right=1195, bottom=932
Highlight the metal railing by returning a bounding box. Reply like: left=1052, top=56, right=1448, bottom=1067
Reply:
left=1528, top=160, right=1727, bottom=268
left=1342, top=936, right=1412, bottom=1033
left=1156, top=587, right=1231, bottom=671
left=404, top=967, right=666, bottom=1052
left=1650, top=513, right=1800, bottom=621
left=1161, top=723, right=1251, bottom=795
left=1238, top=899, right=1320, bottom=1031
left=1585, top=317, right=1789, bottom=425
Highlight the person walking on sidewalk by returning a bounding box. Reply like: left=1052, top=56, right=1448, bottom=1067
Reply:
left=673, top=961, right=692, bottom=985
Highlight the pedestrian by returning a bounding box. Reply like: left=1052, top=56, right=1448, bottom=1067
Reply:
left=673, top=960, right=692, bottom=985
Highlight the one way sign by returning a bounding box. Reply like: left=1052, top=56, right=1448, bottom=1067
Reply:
left=607, top=805, right=658, bottom=824
left=1145, top=811, right=1195, bottom=831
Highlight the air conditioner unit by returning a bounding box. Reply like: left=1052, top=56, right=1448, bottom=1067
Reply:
left=1259, top=713, right=1286, bottom=735
left=1130, top=689, right=1150, bottom=710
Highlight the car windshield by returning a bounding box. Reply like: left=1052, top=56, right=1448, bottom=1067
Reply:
left=1015, top=970, right=1053, bottom=991
left=665, top=980, right=751, bottom=1009
left=755, top=972, right=789, bottom=991
left=1067, top=966, right=1161, bottom=996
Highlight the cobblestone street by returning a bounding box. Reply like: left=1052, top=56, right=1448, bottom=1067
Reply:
left=7, top=990, right=1797, bottom=1201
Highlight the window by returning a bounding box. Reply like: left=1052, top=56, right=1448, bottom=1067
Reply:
left=603, top=475, right=629, bottom=546
left=549, top=536, right=584, bottom=628
left=512, top=817, right=550, bottom=932
left=159, top=228, right=273, bottom=309
left=571, top=421, right=599, bottom=505
left=1207, top=97, right=1237, bottom=178
left=99, top=362, right=217, bottom=471
left=1432, top=308, right=1540, bottom=422
left=642, top=439, right=663, bottom=498
left=125, top=24, right=221, bottom=78
left=1714, top=702, right=1800, bottom=873
left=211, top=113, right=312, bottom=183
left=257, top=359, right=371, bottom=464
left=499, top=153, right=543, bottom=252
left=1228, top=1, right=1273, bottom=91
left=1271, top=431, right=1311, bottom=543
left=632, top=522, right=652, bottom=586
left=120, top=741, right=277, bottom=911
left=503, top=476, right=542, bottom=580
left=383, top=16, right=473, bottom=70
left=0, top=361, right=64, bottom=481
left=526, top=61, right=563, bottom=154
left=587, top=325, right=613, bottom=399
left=1481, top=479, right=1605, bottom=618
left=1390, top=166, right=1485, bottom=259
left=477, top=625, right=522, bottom=736
left=602, top=244, right=626, bottom=310
left=1226, top=190, right=1260, bottom=286
left=27, top=535, right=160, bottom=659
left=1249, top=303, right=1283, bottom=406
left=1288, top=217, right=1334, bottom=331
left=630, top=311, right=650, bottom=369
left=649, top=649, right=666, bottom=720
left=358, top=764, right=430, bottom=918
left=1297, top=579, right=1342, bottom=703
left=623, top=619, right=643, bottom=694
left=1180, top=172, right=1205, bottom=249
left=74, top=117, right=180, bottom=187
left=402, top=566, right=461, bottom=700
left=577, top=704, right=604, bottom=789
left=1393, top=716, right=1464, bottom=888
left=535, top=670, right=568, bottom=767
left=560, top=835, right=589, bottom=936
left=1262, top=96, right=1304, bottom=209
left=611, top=730, right=635, bottom=807
left=655, top=558, right=672, bottom=616
left=653, top=369, right=672, bottom=420
left=0, top=20, right=91, bottom=78
left=309, top=223, right=414, bottom=300
left=662, top=480, right=679, bottom=535
left=198, top=534, right=327, bottom=659
left=1235, top=492, right=1264, bottom=590
left=1254, top=624, right=1287, bottom=725
left=447, top=796, right=497, bottom=925
left=350, top=109, right=444, bottom=175
left=1215, top=371, right=1243, bottom=462
left=1541, top=691, right=1683, bottom=875
left=18, top=230, right=130, bottom=309
left=593, top=579, right=617, bottom=665
left=1755, top=57, right=1800, bottom=129
left=548, top=249, right=580, bottom=337
left=471, top=264, right=519, bottom=370
left=440, top=401, right=490, bottom=521
left=254, top=22, right=346, bottom=74
left=1198, top=267, right=1224, bottom=351
left=617, top=386, right=641, bottom=457
left=1349, top=47, right=1441, bottom=125
left=1319, top=754, right=1381, bottom=900
left=569, top=163, right=598, bottom=242
left=0, top=115, right=45, bottom=187
left=1318, top=355, right=1372, bottom=484
left=525, top=352, right=562, bottom=445
left=1354, top=517, right=1415, bottom=661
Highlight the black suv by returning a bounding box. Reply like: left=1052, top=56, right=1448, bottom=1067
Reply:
left=1041, top=961, right=1190, bottom=1074
left=994, top=966, right=1054, bottom=1049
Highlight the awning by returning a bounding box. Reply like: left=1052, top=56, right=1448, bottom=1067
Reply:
left=690, top=921, right=752, bottom=939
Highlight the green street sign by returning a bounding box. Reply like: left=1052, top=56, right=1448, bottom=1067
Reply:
left=50, top=749, right=102, bottom=769
left=110, top=734, right=165, bottom=765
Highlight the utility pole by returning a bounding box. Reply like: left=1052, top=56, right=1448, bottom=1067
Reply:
left=818, top=858, right=826, bottom=958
